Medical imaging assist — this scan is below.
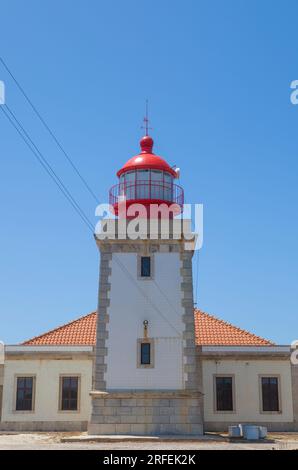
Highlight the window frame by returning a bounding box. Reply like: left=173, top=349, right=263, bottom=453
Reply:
left=14, top=374, right=36, bottom=413
left=58, top=374, right=81, bottom=413
left=137, top=254, right=154, bottom=280
left=213, top=374, right=236, bottom=414
left=137, top=338, right=155, bottom=369
left=259, top=374, right=282, bottom=414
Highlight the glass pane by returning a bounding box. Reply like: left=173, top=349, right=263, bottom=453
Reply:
left=151, top=170, right=162, bottom=199
left=141, top=257, right=151, bottom=277
left=163, top=172, right=173, bottom=201
left=62, top=377, right=70, bottom=390
left=18, top=377, right=25, bottom=388
left=136, top=170, right=149, bottom=199
left=61, top=377, right=78, bottom=411
left=125, top=171, right=135, bottom=182
left=25, top=377, right=33, bottom=391
left=70, top=399, right=78, bottom=410
left=164, top=172, right=172, bottom=183
left=124, top=171, right=135, bottom=200
left=262, top=377, right=279, bottom=411
left=151, top=170, right=163, bottom=181
left=216, top=377, right=233, bottom=411
left=137, top=170, right=150, bottom=181
left=16, top=377, right=33, bottom=411
left=141, top=343, right=151, bottom=365
left=18, top=390, right=25, bottom=400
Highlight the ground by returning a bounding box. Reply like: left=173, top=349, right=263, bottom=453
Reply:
left=0, top=432, right=298, bottom=450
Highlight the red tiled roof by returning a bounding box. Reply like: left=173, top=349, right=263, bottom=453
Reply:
left=194, top=309, right=274, bottom=346
left=22, top=309, right=274, bottom=346
left=22, top=312, right=97, bottom=346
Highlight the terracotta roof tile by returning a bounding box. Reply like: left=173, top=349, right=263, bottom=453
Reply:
left=22, top=309, right=274, bottom=346
left=194, top=309, right=274, bottom=346
left=22, top=312, right=97, bottom=346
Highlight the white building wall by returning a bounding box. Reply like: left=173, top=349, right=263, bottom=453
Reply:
left=203, top=359, right=293, bottom=423
left=105, top=252, right=184, bottom=389
left=2, top=359, right=92, bottom=422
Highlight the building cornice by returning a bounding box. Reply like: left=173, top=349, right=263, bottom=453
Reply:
left=5, top=345, right=94, bottom=359
left=199, top=345, right=290, bottom=359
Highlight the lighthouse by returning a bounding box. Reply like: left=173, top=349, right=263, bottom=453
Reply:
left=89, top=131, right=203, bottom=435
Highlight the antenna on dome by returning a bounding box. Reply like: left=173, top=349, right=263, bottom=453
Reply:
left=141, top=99, right=152, bottom=136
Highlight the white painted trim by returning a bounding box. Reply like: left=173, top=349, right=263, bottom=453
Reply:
left=201, top=345, right=290, bottom=353
left=5, top=345, right=93, bottom=353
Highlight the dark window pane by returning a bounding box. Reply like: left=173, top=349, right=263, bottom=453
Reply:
left=141, top=343, right=151, bottom=365
left=16, top=376, right=33, bottom=411
left=61, top=376, right=78, bottom=411
left=141, top=257, right=151, bottom=277
left=63, top=377, right=70, bottom=389
left=216, top=377, right=233, bottom=411
left=18, top=378, right=25, bottom=388
left=262, top=377, right=279, bottom=411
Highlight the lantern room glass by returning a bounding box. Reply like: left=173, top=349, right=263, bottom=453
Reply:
left=119, top=170, right=174, bottom=202
left=136, top=170, right=150, bottom=199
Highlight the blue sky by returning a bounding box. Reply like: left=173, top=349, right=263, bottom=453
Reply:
left=0, top=0, right=297, bottom=344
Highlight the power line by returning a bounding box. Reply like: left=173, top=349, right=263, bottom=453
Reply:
left=1, top=105, right=181, bottom=332
left=0, top=56, right=99, bottom=204
left=1, top=79, right=187, bottom=334
left=0, top=105, right=94, bottom=232
left=152, top=278, right=185, bottom=323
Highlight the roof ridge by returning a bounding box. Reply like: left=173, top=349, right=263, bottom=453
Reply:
left=194, top=308, right=274, bottom=345
left=22, top=311, right=97, bottom=345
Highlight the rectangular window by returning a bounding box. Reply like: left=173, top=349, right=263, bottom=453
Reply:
left=141, top=256, right=151, bottom=277
left=261, top=377, right=279, bottom=412
left=60, top=376, right=79, bottom=411
left=16, top=376, right=34, bottom=411
left=215, top=376, right=233, bottom=411
left=141, top=342, right=151, bottom=365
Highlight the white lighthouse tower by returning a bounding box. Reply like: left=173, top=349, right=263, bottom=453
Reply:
left=89, top=132, right=203, bottom=435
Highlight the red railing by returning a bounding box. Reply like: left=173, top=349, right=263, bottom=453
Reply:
left=109, top=180, right=184, bottom=207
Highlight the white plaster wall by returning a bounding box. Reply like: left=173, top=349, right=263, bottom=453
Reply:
left=105, top=252, right=184, bottom=389
left=203, top=359, right=293, bottom=422
left=2, top=359, right=92, bottom=422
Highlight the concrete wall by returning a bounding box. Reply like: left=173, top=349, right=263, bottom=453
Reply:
left=202, top=359, right=293, bottom=430
left=105, top=252, right=184, bottom=389
left=2, top=358, right=92, bottom=423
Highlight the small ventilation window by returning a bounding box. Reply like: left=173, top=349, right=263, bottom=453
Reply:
left=137, top=338, right=154, bottom=368
left=141, top=256, right=151, bottom=277
left=141, top=342, right=151, bottom=365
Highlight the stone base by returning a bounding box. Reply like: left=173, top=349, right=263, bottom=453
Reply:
left=89, top=390, right=203, bottom=436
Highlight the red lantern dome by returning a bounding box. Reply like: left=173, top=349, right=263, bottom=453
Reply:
left=117, top=136, right=177, bottom=178
left=110, top=135, right=183, bottom=217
